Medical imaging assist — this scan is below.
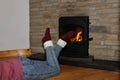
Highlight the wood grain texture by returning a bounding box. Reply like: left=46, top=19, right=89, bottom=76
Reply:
left=47, top=65, right=120, bottom=80
left=0, top=49, right=31, bottom=60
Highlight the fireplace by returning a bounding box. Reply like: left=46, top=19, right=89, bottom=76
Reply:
left=58, top=16, right=93, bottom=65
left=28, top=16, right=120, bottom=71
left=57, top=16, right=119, bottom=72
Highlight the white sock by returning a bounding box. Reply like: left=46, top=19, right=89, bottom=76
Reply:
left=43, top=40, right=53, bottom=48
left=57, top=39, right=67, bottom=48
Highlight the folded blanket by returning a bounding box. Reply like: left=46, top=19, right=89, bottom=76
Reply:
left=0, top=57, right=23, bottom=80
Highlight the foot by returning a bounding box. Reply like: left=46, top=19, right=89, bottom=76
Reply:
left=61, top=31, right=76, bottom=42
left=42, top=28, right=51, bottom=44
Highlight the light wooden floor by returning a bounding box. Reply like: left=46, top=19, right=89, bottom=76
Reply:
left=47, top=65, right=120, bottom=80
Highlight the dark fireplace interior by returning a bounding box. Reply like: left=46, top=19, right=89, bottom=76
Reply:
left=59, top=16, right=90, bottom=58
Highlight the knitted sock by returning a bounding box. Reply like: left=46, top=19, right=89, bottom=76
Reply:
left=42, top=28, right=51, bottom=43
left=42, top=28, right=53, bottom=48
left=61, top=31, right=76, bottom=42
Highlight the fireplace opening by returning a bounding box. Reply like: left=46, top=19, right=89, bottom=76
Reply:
left=59, top=16, right=90, bottom=58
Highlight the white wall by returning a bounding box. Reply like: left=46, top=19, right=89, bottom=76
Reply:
left=0, top=0, right=29, bottom=51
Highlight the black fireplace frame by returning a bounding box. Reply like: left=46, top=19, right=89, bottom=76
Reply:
left=59, top=16, right=90, bottom=58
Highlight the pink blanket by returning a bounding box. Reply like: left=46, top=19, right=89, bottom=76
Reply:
left=0, top=57, right=23, bottom=80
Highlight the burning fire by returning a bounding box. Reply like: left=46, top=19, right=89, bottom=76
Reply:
left=70, top=31, right=83, bottom=42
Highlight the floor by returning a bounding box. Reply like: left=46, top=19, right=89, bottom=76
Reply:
left=47, top=65, right=120, bottom=80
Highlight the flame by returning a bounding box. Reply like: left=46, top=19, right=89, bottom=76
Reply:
left=70, top=31, right=83, bottom=42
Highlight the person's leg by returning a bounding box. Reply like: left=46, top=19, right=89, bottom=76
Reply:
left=42, top=28, right=76, bottom=67
left=54, top=39, right=66, bottom=58
left=20, top=28, right=61, bottom=80
left=54, top=31, right=77, bottom=58
left=42, top=27, right=76, bottom=59
left=19, top=28, right=76, bottom=80
left=18, top=46, right=61, bottom=80
left=42, top=28, right=60, bottom=70
left=18, top=56, right=60, bottom=80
